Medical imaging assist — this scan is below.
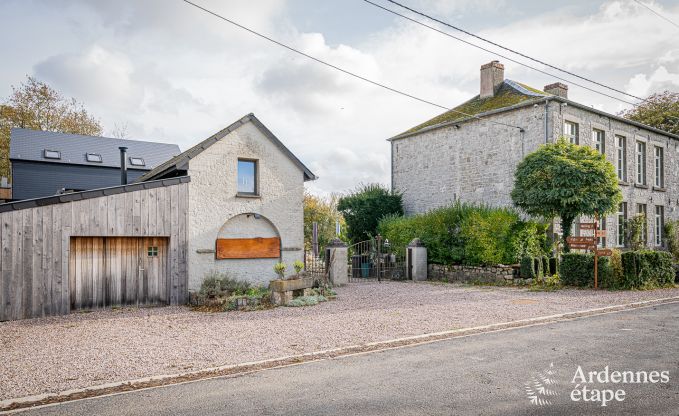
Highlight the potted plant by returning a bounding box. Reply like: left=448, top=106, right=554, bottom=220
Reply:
left=293, top=260, right=304, bottom=279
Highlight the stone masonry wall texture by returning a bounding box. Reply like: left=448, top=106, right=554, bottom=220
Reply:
left=186, top=121, right=304, bottom=290
left=393, top=102, right=679, bottom=250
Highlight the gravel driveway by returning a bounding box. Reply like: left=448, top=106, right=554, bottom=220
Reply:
left=2, top=281, right=679, bottom=401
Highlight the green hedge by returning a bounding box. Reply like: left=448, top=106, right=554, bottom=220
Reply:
left=560, top=253, right=611, bottom=287
left=378, top=202, right=548, bottom=266
left=621, top=250, right=674, bottom=289
left=520, top=256, right=556, bottom=279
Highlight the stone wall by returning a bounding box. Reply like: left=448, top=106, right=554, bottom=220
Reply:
left=428, top=264, right=533, bottom=285
left=186, top=121, right=305, bottom=290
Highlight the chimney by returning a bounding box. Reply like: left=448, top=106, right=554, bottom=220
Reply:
left=119, top=146, right=128, bottom=185
left=480, top=60, right=504, bottom=99
left=544, top=82, right=568, bottom=99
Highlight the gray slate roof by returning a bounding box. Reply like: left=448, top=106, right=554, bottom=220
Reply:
left=10, top=128, right=181, bottom=170
left=136, top=113, right=317, bottom=182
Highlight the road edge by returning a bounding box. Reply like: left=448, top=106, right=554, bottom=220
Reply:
left=2, top=295, right=679, bottom=413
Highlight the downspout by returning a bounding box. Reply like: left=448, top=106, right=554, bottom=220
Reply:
left=544, top=98, right=550, bottom=144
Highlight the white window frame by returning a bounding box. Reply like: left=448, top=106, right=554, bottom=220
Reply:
left=637, top=203, right=648, bottom=246
left=593, top=129, right=605, bottom=154
left=636, top=141, right=646, bottom=185
left=615, top=135, right=627, bottom=182
left=564, top=121, right=579, bottom=144
left=655, top=206, right=664, bottom=246
left=617, top=202, right=627, bottom=247
left=654, top=146, right=664, bottom=188
left=129, top=157, right=145, bottom=166
left=44, top=149, right=61, bottom=160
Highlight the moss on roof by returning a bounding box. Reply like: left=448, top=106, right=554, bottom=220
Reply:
left=401, top=81, right=547, bottom=136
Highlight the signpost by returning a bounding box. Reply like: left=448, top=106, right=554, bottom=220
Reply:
left=565, top=214, right=612, bottom=289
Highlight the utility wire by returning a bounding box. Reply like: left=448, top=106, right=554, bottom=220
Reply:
left=182, top=0, right=526, bottom=131
left=368, top=0, right=643, bottom=106
left=633, top=0, right=679, bottom=29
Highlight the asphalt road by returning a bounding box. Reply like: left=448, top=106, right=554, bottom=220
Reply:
left=15, top=302, right=679, bottom=416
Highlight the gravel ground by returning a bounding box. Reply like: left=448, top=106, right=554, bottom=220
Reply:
left=2, top=281, right=679, bottom=401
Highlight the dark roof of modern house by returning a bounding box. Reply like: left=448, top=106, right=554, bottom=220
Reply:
left=392, top=79, right=679, bottom=141
left=0, top=176, right=190, bottom=213
left=10, top=128, right=181, bottom=170
left=136, top=113, right=317, bottom=182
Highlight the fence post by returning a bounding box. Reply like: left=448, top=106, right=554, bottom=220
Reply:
left=407, top=238, right=428, bottom=281
left=326, top=238, right=348, bottom=286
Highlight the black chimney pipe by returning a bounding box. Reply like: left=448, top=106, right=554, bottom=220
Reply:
left=119, top=146, right=128, bottom=185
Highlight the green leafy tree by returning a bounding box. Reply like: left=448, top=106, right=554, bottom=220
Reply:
left=304, top=192, right=346, bottom=250
left=511, top=138, right=622, bottom=252
left=0, top=76, right=103, bottom=178
left=337, top=184, right=403, bottom=243
left=620, top=91, right=679, bottom=135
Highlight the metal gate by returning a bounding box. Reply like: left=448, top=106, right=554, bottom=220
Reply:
left=348, top=235, right=407, bottom=282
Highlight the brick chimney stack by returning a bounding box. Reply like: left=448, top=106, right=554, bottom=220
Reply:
left=544, top=82, right=568, bottom=99
left=480, top=60, right=504, bottom=99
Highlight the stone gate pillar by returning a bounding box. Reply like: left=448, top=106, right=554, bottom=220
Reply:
left=407, top=238, right=428, bottom=281
left=326, top=238, right=348, bottom=286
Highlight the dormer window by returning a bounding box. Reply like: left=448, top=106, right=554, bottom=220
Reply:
left=86, top=153, right=102, bottom=163
left=129, top=157, right=145, bottom=166
left=44, top=149, right=61, bottom=160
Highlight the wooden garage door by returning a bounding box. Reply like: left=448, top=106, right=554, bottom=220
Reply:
left=69, top=237, right=169, bottom=310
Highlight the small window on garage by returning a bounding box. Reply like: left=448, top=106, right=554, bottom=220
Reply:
left=237, top=159, right=258, bottom=195
left=86, top=153, right=102, bottom=163
left=147, top=246, right=159, bottom=257
left=44, top=149, right=61, bottom=159
left=129, top=157, right=145, bottom=166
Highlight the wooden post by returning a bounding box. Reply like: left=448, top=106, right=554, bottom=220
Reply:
left=594, top=212, right=599, bottom=290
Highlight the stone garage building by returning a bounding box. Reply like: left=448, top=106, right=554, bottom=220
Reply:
left=0, top=113, right=315, bottom=321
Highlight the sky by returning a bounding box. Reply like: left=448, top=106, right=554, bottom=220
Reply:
left=1, top=0, right=679, bottom=196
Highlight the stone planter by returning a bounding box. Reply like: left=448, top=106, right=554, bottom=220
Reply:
left=269, top=276, right=315, bottom=305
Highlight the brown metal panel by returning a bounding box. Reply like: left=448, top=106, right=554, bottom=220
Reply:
left=216, top=237, right=281, bottom=259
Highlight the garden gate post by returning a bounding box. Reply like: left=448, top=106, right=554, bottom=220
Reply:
left=407, top=238, right=428, bottom=281
left=326, top=238, right=348, bottom=286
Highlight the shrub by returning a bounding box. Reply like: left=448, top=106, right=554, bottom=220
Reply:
left=198, top=271, right=250, bottom=298
left=664, top=220, right=679, bottom=260
left=621, top=250, right=674, bottom=289
left=601, top=249, right=624, bottom=289
left=285, top=295, right=328, bottom=307
left=534, top=256, right=544, bottom=279
left=626, top=214, right=646, bottom=251
left=337, top=184, right=403, bottom=243
left=520, top=256, right=536, bottom=279
left=378, top=202, right=548, bottom=266
left=560, top=253, right=611, bottom=287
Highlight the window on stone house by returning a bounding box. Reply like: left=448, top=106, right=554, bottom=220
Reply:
left=237, top=159, right=258, bottom=195
left=597, top=216, right=606, bottom=248
left=616, top=135, right=627, bottom=182
left=593, top=129, right=605, bottom=154
left=654, top=146, right=664, bottom=188
left=564, top=121, right=579, bottom=144
left=637, top=203, right=648, bottom=246
left=636, top=141, right=646, bottom=185
left=617, top=202, right=627, bottom=247
left=655, top=206, right=664, bottom=246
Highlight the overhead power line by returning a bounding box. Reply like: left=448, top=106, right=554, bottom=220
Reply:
left=182, top=0, right=526, bottom=131
left=633, top=0, right=679, bottom=30
left=365, top=0, right=642, bottom=106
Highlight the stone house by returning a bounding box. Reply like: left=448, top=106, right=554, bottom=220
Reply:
left=0, top=113, right=315, bottom=320
left=391, top=61, right=679, bottom=249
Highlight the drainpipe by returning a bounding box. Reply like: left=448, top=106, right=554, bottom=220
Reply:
left=119, top=146, right=128, bottom=185
left=544, top=98, right=550, bottom=144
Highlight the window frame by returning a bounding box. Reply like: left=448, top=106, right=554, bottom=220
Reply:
left=128, top=157, right=145, bottom=167
left=43, top=149, right=61, bottom=160
left=564, top=121, right=579, bottom=145
left=597, top=215, right=607, bottom=248
left=617, top=202, right=627, bottom=247
left=637, top=203, right=648, bottom=246
left=654, top=146, right=664, bottom=188
left=636, top=141, right=647, bottom=186
left=655, top=206, right=664, bottom=246
left=593, top=129, right=605, bottom=154
left=147, top=246, right=159, bottom=257
left=85, top=153, right=103, bottom=163
left=615, top=135, right=627, bottom=182
left=236, top=158, right=259, bottom=196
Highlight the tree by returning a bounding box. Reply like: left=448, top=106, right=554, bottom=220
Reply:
left=511, top=138, right=622, bottom=252
left=0, top=76, right=103, bottom=178
left=337, top=184, right=404, bottom=243
left=620, top=91, right=679, bottom=135
left=303, top=192, right=346, bottom=251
